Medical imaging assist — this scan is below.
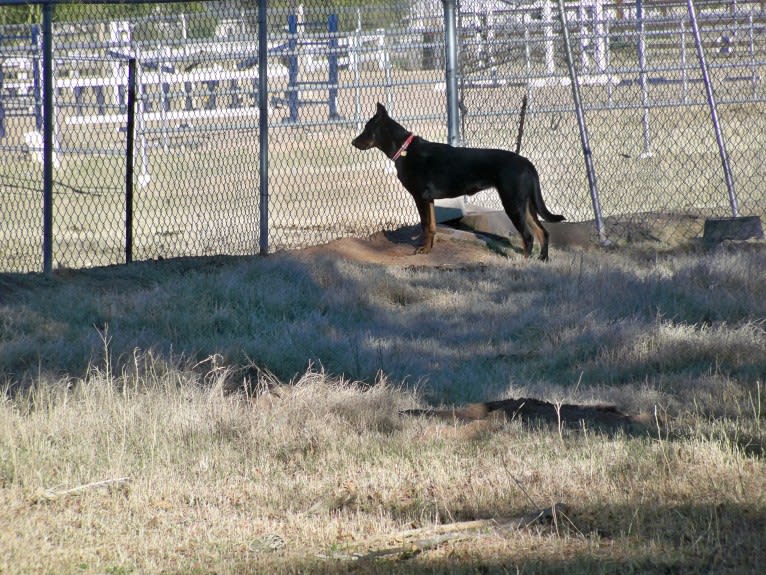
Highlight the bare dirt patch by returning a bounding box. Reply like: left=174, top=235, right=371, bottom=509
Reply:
left=290, top=224, right=511, bottom=268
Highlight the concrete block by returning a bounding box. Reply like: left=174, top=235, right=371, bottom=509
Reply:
left=703, top=216, right=763, bottom=243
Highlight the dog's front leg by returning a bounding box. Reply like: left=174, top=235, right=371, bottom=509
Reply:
left=413, top=198, right=436, bottom=254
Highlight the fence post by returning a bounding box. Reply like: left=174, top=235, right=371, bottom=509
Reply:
left=328, top=13, right=340, bottom=120
left=132, top=46, right=150, bottom=187
left=31, top=24, right=44, bottom=132
left=258, top=0, right=269, bottom=255
left=593, top=0, right=607, bottom=73
left=0, top=66, right=5, bottom=139
left=352, top=9, right=362, bottom=130
left=542, top=1, right=556, bottom=75
left=557, top=0, right=605, bottom=241
left=686, top=0, right=738, bottom=217
left=125, top=58, right=137, bottom=264
left=287, top=14, right=299, bottom=123
left=438, top=0, right=468, bottom=219
left=442, top=0, right=460, bottom=147
left=680, top=20, right=688, bottom=103
left=42, top=3, right=53, bottom=274
left=636, top=0, right=652, bottom=157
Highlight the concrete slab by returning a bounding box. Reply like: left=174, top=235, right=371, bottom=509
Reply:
left=459, top=208, right=515, bottom=237
left=458, top=207, right=594, bottom=248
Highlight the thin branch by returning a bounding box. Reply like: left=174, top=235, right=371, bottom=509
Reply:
left=43, top=476, right=131, bottom=499
left=322, top=503, right=568, bottom=561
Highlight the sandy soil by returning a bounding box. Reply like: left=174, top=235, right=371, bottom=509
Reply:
left=292, top=224, right=512, bottom=268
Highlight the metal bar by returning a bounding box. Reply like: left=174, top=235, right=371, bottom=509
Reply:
left=442, top=0, right=461, bottom=146
left=686, top=0, right=738, bottom=217
left=328, top=13, right=339, bottom=120
left=42, top=3, right=53, bottom=274
left=352, top=8, right=362, bottom=130
left=287, top=14, right=299, bottom=123
left=135, top=47, right=150, bottom=187
left=31, top=25, right=43, bottom=132
left=125, top=58, right=136, bottom=264
left=0, top=66, right=5, bottom=138
left=258, top=0, right=269, bottom=255
left=557, top=0, right=605, bottom=241
left=636, top=0, right=652, bottom=156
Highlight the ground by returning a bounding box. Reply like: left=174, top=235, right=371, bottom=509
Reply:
left=294, top=223, right=521, bottom=267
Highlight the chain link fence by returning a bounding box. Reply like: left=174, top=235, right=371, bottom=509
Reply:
left=458, top=0, right=766, bottom=242
left=1, top=0, right=764, bottom=273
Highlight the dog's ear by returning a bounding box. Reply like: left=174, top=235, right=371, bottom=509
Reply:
left=376, top=102, right=387, bottom=116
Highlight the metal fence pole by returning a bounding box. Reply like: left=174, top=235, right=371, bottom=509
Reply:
left=0, top=66, right=5, bottom=139
left=31, top=24, right=43, bottom=132
left=42, top=1, right=53, bottom=273
left=258, top=0, right=269, bottom=254
left=328, top=13, right=339, bottom=120
left=440, top=0, right=468, bottom=218
left=287, top=13, right=299, bottom=123
left=125, top=58, right=137, bottom=264
left=686, top=0, right=738, bottom=217
left=557, top=0, right=605, bottom=241
left=636, top=0, right=652, bottom=157
left=442, top=0, right=460, bottom=147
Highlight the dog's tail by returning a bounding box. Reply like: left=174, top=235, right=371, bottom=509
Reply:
left=531, top=172, right=565, bottom=223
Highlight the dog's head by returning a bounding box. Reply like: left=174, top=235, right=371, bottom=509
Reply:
left=351, top=103, right=389, bottom=151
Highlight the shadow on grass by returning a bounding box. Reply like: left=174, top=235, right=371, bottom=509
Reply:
left=201, top=501, right=766, bottom=575
left=1, top=239, right=764, bottom=409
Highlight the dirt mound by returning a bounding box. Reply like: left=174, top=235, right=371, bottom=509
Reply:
left=292, top=224, right=510, bottom=267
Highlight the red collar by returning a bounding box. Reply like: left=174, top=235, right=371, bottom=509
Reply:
left=391, top=133, right=415, bottom=161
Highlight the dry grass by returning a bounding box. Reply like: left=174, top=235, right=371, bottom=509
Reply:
left=1, top=367, right=764, bottom=574
left=1, top=238, right=765, bottom=573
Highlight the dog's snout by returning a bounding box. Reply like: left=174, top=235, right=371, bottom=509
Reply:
left=351, top=135, right=372, bottom=150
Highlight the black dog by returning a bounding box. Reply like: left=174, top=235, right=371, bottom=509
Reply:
left=352, top=103, right=565, bottom=260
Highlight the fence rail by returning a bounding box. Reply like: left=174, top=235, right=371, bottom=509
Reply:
left=1, top=0, right=764, bottom=273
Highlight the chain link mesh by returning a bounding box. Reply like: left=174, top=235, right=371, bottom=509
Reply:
left=458, top=0, right=766, bottom=242
left=1, top=1, right=764, bottom=272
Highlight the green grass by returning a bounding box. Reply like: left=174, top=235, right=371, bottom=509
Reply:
left=0, top=238, right=764, bottom=573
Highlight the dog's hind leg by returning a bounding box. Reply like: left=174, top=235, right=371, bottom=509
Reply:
left=504, top=204, right=534, bottom=258
left=525, top=203, right=550, bottom=261
left=498, top=194, right=534, bottom=257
